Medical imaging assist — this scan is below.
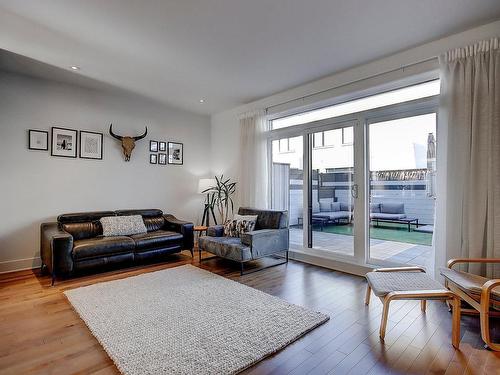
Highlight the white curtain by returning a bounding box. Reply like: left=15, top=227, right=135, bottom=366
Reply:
left=238, top=110, right=269, bottom=209
left=434, top=38, right=500, bottom=278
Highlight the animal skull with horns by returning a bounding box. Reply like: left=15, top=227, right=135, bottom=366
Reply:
left=109, top=124, right=148, bottom=161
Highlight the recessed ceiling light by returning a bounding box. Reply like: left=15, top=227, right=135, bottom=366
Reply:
left=199, top=99, right=205, bottom=103
left=70, top=66, right=80, bottom=70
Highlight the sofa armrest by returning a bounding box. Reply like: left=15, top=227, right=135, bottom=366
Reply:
left=207, top=225, right=224, bottom=237
left=240, top=228, right=289, bottom=259
left=40, top=222, right=74, bottom=276
left=163, top=214, right=194, bottom=250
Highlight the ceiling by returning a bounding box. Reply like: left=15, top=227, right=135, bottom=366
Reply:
left=1, top=0, right=499, bottom=115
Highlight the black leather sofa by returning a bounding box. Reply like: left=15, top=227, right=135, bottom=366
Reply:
left=40, top=209, right=194, bottom=284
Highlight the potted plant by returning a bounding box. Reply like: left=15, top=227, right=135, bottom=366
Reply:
left=202, top=175, right=237, bottom=223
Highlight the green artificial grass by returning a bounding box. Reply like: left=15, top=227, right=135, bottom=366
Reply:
left=320, top=222, right=433, bottom=246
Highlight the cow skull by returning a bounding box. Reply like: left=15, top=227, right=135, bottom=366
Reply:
left=109, top=124, right=148, bottom=161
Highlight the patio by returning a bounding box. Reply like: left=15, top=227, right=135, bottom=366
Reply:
left=289, top=226, right=432, bottom=266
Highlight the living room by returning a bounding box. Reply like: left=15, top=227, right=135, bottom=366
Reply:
left=1, top=1, right=500, bottom=374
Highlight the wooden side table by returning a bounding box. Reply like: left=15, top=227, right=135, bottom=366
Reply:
left=193, top=226, right=208, bottom=256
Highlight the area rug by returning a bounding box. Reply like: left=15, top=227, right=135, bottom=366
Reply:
left=64, top=265, right=329, bottom=375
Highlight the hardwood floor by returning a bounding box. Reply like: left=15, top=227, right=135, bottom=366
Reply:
left=1, top=252, right=499, bottom=374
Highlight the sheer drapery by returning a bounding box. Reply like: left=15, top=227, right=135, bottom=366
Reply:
left=238, top=110, right=269, bottom=209
left=434, top=38, right=500, bottom=278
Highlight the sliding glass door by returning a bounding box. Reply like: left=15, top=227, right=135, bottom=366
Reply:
left=309, top=123, right=357, bottom=258
left=367, top=113, right=437, bottom=266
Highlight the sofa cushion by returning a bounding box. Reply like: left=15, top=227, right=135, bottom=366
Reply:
left=57, top=211, right=115, bottom=224
left=115, top=209, right=163, bottom=218
left=100, top=215, right=147, bottom=236
left=130, top=230, right=183, bottom=252
left=199, top=236, right=252, bottom=261
left=325, top=211, right=351, bottom=220
left=340, top=203, right=352, bottom=212
left=143, top=216, right=165, bottom=232
left=381, top=203, right=405, bottom=214
left=371, top=213, right=407, bottom=220
left=73, top=236, right=135, bottom=260
left=62, top=221, right=103, bottom=240
left=331, top=202, right=341, bottom=212
left=312, top=201, right=320, bottom=214
left=370, top=203, right=381, bottom=213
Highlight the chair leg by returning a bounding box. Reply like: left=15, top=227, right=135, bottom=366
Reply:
left=380, top=297, right=390, bottom=340
left=479, top=302, right=500, bottom=351
left=451, top=296, right=461, bottom=349
left=421, top=300, right=427, bottom=312
left=365, top=285, right=371, bottom=305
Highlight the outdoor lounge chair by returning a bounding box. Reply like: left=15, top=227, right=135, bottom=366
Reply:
left=313, top=202, right=352, bottom=224
left=440, top=258, right=500, bottom=351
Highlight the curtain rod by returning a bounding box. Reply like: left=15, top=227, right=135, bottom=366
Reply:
left=265, top=56, right=438, bottom=112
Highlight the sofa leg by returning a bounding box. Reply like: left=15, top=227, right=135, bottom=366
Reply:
left=51, top=272, right=56, bottom=286
left=240, top=262, right=244, bottom=276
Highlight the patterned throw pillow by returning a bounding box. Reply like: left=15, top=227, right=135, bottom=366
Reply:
left=223, top=214, right=258, bottom=238
left=100, top=215, right=147, bottom=236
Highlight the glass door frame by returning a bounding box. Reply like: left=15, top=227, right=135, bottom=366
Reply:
left=268, top=95, right=439, bottom=268
left=364, top=104, right=439, bottom=267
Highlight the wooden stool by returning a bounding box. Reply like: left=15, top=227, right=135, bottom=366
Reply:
left=365, top=266, right=461, bottom=348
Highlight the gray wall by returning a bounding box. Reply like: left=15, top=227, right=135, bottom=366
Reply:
left=0, top=72, right=211, bottom=272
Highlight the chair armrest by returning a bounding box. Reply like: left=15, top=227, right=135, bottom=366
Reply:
left=163, top=214, right=194, bottom=250
left=40, top=222, right=74, bottom=276
left=207, top=225, right=224, bottom=237
left=373, top=266, right=426, bottom=273
left=447, top=258, right=500, bottom=269
left=240, top=229, right=289, bottom=259
left=481, top=279, right=500, bottom=307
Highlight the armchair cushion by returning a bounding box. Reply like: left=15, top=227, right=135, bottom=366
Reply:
left=440, top=267, right=500, bottom=303
left=198, top=236, right=252, bottom=262
left=240, top=228, right=289, bottom=258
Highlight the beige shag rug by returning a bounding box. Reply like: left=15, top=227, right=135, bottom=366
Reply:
left=64, top=265, right=329, bottom=375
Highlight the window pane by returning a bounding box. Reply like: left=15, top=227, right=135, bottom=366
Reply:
left=324, top=129, right=340, bottom=146
left=342, top=127, right=353, bottom=144
left=271, top=80, right=440, bottom=130
left=313, top=132, right=323, bottom=148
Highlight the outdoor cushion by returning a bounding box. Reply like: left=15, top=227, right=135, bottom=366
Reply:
left=371, top=213, right=407, bottom=220
left=340, top=203, right=353, bottom=212
left=198, top=236, right=252, bottom=262
left=366, top=271, right=445, bottom=297
left=312, top=201, right=320, bottom=214
left=440, top=267, right=500, bottom=304
left=381, top=203, right=405, bottom=214
left=325, top=211, right=351, bottom=220
left=319, top=202, right=332, bottom=212
left=130, top=230, right=183, bottom=251
left=331, top=202, right=341, bottom=212
left=73, top=236, right=135, bottom=259
left=370, top=203, right=381, bottom=213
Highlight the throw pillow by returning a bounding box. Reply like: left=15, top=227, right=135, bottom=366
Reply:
left=100, top=215, right=147, bottom=236
left=223, top=214, right=257, bottom=238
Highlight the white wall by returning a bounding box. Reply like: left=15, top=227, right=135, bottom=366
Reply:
left=0, top=72, right=211, bottom=272
left=211, top=20, right=500, bottom=210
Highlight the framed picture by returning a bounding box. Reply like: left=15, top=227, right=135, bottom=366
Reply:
left=158, top=153, right=167, bottom=165
left=159, top=141, right=166, bottom=152
left=79, top=130, right=103, bottom=160
left=168, top=142, right=183, bottom=165
left=150, top=153, right=158, bottom=164
left=150, top=140, right=158, bottom=152
left=51, top=127, right=77, bottom=158
left=28, top=130, right=48, bottom=151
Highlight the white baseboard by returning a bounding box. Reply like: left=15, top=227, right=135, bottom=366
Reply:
left=0, top=257, right=41, bottom=274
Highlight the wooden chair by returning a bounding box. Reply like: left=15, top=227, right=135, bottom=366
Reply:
left=365, top=266, right=461, bottom=348
left=440, top=258, right=500, bottom=351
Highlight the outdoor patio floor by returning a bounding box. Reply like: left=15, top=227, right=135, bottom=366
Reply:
left=289, top=227, right=432, bottom=266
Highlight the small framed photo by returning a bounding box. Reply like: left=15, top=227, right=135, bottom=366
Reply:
left=159, top=141, right=166, bottom=152
left=168, top=142, right=183, bottom=165
left=150, top=153, right=158, bottom=164
left=28, top=130, right=48, bottom=151
left=79, top=130, right=103, bottom=160
left=158, top=153, right=167, bottom=165
left=150, top=140, right=158, bottom=152
left=51, top=127, right=77, bottom=158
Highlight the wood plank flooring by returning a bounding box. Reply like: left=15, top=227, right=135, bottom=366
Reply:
left=1, top=251, right=499, bottom=374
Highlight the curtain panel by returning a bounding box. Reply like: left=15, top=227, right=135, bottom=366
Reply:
left=434, top=38, right=500, bottom=278
left=238, top=110, right=269, bottom=209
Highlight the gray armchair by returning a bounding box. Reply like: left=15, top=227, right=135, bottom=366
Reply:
left=198, top=207, right=289, bottom=275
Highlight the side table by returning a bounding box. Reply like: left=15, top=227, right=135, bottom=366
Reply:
left=193, top=226, right=208, bottom=257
